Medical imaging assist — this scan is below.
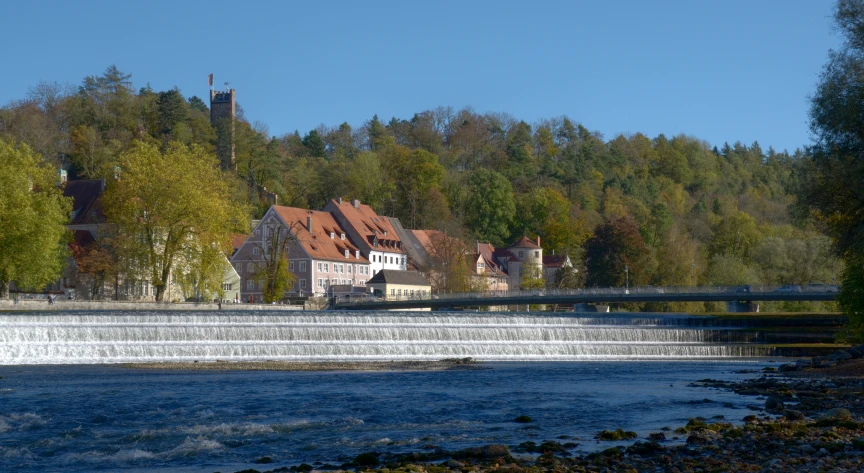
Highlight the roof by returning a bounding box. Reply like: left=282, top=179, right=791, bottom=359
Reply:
left=270, top=205, right=370, bottom=263
left=543, top=255, right=570, bottom=268
left=231, top=234, right=248, bottom=256
left=367, top=270, right=430, bottom=286
left=327, top=199, right=406, bottom=254
left=511, top=236, right=541, bottom=249
left=63, top=179, right=105, bottom=225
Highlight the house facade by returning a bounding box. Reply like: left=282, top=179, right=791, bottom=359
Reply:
left=231, top=205, right=372, bottom=302
left=324, top=198, right=408, bottom=276
left=367, top=270, right=432, bottom=311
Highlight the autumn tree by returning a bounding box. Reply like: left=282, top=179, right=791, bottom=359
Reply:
left=584, top=216, right=654, bottom=288
left=0, top=139, right=72, bottom=298
left=103, top=140, right=247, bottom=301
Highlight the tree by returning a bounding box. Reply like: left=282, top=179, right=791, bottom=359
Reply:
left=103, top=140, right=246, bottom=301
left=584, top=216, right=654, bottom=288
left=0, top=139, right=72, bottom=298
left=803, top=0, right=864, bottom=336
left=464, top=169, right=515, bottom=246
left=249, top=223, right=298, bottom=303
left=71, top=236, right=119, bottom=299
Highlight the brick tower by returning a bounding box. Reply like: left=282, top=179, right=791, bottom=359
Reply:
left=210, top=87, right=236, bottom=169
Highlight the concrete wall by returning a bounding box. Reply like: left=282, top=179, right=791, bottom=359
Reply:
left=0, top=300, right=303, bottom=311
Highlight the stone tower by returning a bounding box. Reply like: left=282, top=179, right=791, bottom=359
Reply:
left=210, top=88, right=236, bottom=169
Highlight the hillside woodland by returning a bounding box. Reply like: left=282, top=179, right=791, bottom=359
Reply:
left=0, top=66, right=841, bottom=310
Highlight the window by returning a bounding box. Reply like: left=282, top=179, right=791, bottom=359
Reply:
left=299, top=261, right=307, bottom=271
left=348, top=265, right=352, bottom=274
left=340, top=233, right=345, bottom=240
left=289, top=262, right=294, bottom=271
left=331, top=279, right=337, bottom=286
left=330, top=232, right=335, bottom=239
left=535, top=251, right=539, bottom=258
left=254, top=228, right=260, bottom=236
left=247, top=262, right=253, bottom=272
left=519, top=251, right=524, bottom=258
left=402, top=257, right=406, bottom=266
left=391, top=288, right=395, bottom=296
left=345, top=249, right=350, bottom=258
left=247, top=280, right=254, bottom=289
left=340, top=264, right=344, bottom=273
left=323, top=263, right=329, bottom=272
left=410, top=290, right=415, bottom=296
left=299, top=279, right=306, bottom=288
left=342, top=279, right=347, bottom=285
left=317, top=262, right=322, bottom=272
left=360, top=280, right=365, bottom=285
left=317, top=279, right=323, bottom=288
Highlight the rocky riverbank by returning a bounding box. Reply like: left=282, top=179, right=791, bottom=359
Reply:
left=226, top=366, right=864, bottom=473
left=122, top=358, right=483, bottom=372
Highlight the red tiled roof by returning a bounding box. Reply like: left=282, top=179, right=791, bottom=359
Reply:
left=272, top=206, right=370, bottom=263
left=328, top=199, right=406, bottom=254
left=231, top=234, right=249, bottom=255
left=543, top=255, right=568, bottom=268
left=511, top=236, right=541, bottom=249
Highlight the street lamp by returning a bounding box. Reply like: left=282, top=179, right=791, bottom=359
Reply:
left=625, top=265, right=629, bottom=294
left=691, top=259, right=695, bottom=287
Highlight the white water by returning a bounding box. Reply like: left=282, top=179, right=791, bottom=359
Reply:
left=0, top=311, right=770, bottom=364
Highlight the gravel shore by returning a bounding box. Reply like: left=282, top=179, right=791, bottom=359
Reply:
left=225, top=362, right=864, bottom=473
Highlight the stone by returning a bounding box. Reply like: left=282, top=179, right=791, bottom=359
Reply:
left=765, top=397, right=784, bottom=411
left=455, top=444, right=510, bottom=459
left=648, top=432, right=667, bottom=442
left=778, top=363, right=799, bottom=372
left=444, top=460, right=464, bottom=468
left=783, top=409, right=805, bottom=421
left=829, top=350, right=853, bottom=362
left=686, top=433, right=709, bottom=445
left=796, top=359, right=813, bottom=368
left=821, top=408, right=852, bottom=421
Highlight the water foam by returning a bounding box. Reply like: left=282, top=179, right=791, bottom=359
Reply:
left=0, top=311, right=769, bottom=364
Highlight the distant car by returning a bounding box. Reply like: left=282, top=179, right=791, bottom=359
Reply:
left=807, top=283, right=839, bottom=293
left=775, top=284, right=802, bottom=293
left=734, top=285, right=751, bottom=294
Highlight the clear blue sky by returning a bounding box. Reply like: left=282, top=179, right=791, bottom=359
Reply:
left=2, top=0, right=840, bottom=153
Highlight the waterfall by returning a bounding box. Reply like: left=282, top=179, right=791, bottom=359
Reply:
left=0, top=311, right=771, bottom=364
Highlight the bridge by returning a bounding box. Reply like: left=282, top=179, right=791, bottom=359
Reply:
left=334, top=285, right=839, bottom=311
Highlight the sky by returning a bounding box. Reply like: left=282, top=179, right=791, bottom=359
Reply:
left=1, top=0, right=842, bottom=153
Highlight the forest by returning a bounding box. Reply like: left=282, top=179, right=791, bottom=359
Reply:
left=0, top=66, right=841, bottom=309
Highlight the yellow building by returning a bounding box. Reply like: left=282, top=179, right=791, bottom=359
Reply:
left=367, top=270, right=432, bottom=311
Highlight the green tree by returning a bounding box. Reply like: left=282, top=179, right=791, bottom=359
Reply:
left=103, top=140, right=247, bottom=301
left=465, top=169, right=515, bottom=246
left=803, top=0, right=864, bottom=336
left=248, top=223, right=297, bottom=303
left=0, top=139, right=72, bottom=298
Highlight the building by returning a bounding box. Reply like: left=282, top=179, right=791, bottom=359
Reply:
left=367, top=270, right=432, bottom=310
left=210, top=87, right=235, bottom=169
left=231, top=205, right=372, bottom=302
left=324, top=198, right=408, bottom=275
left=543, top=254, right=574, bottom=284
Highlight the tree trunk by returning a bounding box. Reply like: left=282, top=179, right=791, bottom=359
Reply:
left=0, top=280, right=8, bottom=299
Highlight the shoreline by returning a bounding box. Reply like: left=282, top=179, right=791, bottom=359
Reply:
left=222, top=362, right=864, bottom=473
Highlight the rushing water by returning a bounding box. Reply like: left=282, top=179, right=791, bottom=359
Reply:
left=0, top=311, right=771, bottom=364
left=0, top=361, right=772, bottom=473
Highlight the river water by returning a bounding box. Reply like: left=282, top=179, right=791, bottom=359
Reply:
left=0, top=311, right=776, bottom=472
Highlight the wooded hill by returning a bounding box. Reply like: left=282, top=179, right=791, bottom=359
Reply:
left=0, top=66, right=840, bottom=306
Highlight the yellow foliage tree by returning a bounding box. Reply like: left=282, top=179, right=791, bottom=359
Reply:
left=103, top=140, right=247, bottom=301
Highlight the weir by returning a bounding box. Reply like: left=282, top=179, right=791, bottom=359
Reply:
left=0, top=311, right=775, bottom=364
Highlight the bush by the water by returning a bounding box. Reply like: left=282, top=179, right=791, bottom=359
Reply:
left=596, top=428, right=638, bottom=440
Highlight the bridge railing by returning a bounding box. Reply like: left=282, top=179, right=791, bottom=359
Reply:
left=335, top=284, right=839, bottom=305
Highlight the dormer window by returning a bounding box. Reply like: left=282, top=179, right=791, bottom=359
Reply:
left=340, top=233, right=345, bottom=240
left=330, top=232, right=335, bottom=239
left=345, top=249, right=350, bottom=258
left=355, top=250, right=359, bottom=259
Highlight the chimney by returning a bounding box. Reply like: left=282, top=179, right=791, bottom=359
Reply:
left=352, top=199, right=360, bottom=209
left=100, top=177, right=106, bottom=191
left=306, top=215, right=313, bottom=233
left=338, top=196, right=343, bottom=205
left=537, top=236, right=541, bottom=247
